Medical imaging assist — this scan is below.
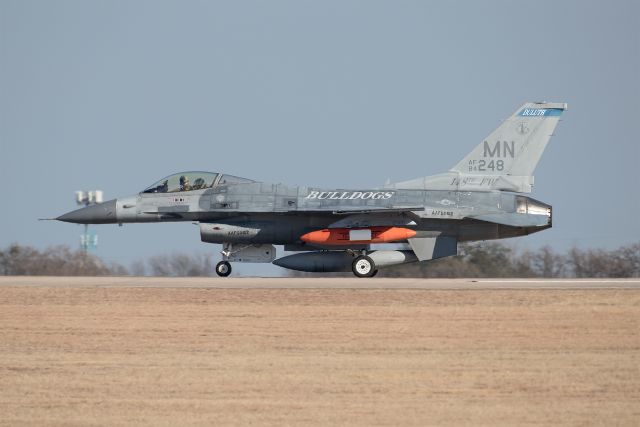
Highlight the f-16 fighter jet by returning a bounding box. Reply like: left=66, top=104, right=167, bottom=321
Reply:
left=56, top=102, right=567, bottom=277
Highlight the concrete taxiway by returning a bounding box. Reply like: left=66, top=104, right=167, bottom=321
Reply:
left=0, top=276, right=639, bottom=289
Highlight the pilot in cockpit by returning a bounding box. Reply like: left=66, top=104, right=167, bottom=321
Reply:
left=192, top=177, right=206, bottom=190
left=179, top=175, right=192, bottom=191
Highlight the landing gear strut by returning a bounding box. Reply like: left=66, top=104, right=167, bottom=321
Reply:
left=352, top=255, right=377, bottom=278
left=215, top=261, right=232, bottom=277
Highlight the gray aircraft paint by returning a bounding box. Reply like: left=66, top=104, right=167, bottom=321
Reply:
left=56, top=102, right=564, bottom=276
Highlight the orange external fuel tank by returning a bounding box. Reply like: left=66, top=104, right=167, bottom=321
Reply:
left=300, top=227, right=416, bottom=245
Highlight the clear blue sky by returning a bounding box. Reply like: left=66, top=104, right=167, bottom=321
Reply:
left=1, top=1, right=638, bottom=275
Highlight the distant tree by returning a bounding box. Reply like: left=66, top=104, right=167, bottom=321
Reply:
left=147, top=253, right=212, bottom=277
left=460, top=242, right=516, bottom=277
left=615, top=243, right=640, bottom=277
left=513, top=245, right=565, bottom=278
left=0, top=244, right=126, bottom=276
left=129, top=260, right=147, bottom=276
left=568, top=243, right=640, bottom=278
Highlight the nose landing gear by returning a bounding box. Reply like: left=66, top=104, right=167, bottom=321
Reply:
left=215, top=261, right=232, bottom=277
left=213, top=243, right=277, bottom=277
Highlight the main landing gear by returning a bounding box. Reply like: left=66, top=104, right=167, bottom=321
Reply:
left=214, top=243, right=277, bottom=277
left=351, top=255, right=378, bottom=278
left=215, top=261, right=232, bottom=277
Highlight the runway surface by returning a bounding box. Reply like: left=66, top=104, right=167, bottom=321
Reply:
left=2, top=276, right=638, bottom=425
left=1, top=276, right=639, bottom=289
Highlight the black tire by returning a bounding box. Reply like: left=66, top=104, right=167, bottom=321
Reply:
left=352, top=255, right=376, bottom=278
left=215, top=261, right=232, bottom=277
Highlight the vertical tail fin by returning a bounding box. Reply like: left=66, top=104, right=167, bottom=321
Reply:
left=388, top=102, right=567, bottom=193
left=451, top=102, right=567, bottom=179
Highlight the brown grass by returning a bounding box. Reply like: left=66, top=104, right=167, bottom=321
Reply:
left=0, top=284, right=639, bottom=426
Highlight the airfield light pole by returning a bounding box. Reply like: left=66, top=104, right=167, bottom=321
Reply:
left=75, top=190, right=103, bottom=253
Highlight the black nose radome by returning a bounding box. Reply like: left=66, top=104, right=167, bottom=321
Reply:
left=57, top=199, right=117, bottom=224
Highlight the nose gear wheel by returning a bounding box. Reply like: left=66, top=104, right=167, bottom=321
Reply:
left=215, top=261, right=232, bottom=277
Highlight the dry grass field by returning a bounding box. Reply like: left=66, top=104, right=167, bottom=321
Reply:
left=0, top=280, right=639, bottom=426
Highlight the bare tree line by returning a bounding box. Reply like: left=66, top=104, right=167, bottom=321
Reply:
left=0, top=244, right=212, bottom=277
left=378, top=242, right=640, bottom=278
left=1, top=242, right=639, bottom=278
left=0, top=244, right=127, bottom=276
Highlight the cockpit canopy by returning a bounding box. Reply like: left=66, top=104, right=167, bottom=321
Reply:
left=141, top=171, right=253, bottom=194
left=142, top=172, right=217, bottom=193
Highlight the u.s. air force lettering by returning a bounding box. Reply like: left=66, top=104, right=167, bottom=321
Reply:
left=306, top=191, right=394, bottom=200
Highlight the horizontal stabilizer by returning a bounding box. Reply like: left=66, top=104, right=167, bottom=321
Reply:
left=469, top=213, right=550, bottom=227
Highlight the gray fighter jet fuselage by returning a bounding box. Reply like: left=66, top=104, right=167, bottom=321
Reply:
left=56, top=102, right=566, bottom=277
